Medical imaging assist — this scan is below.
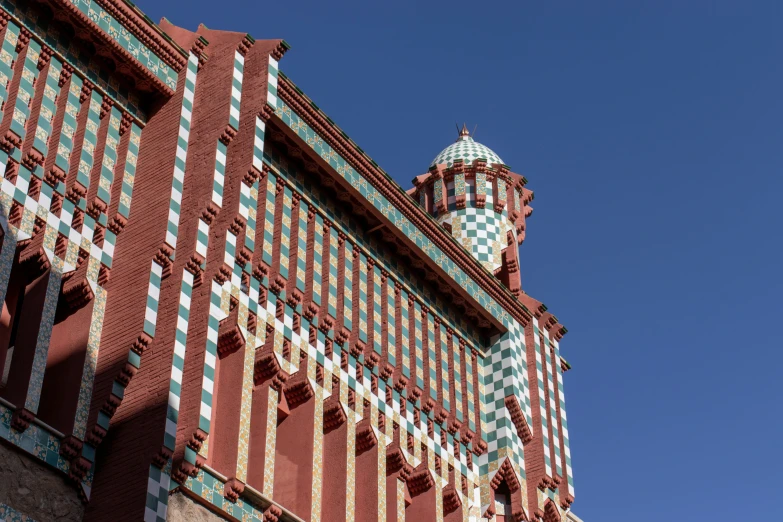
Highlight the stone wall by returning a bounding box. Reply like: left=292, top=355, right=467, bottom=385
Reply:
left=0, top=441, right=83, bottom=521
left=167, top=492, right=229, bottom=522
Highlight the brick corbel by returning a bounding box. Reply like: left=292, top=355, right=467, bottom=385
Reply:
left=0, top=130, right=22, bottom=153
left=284, top=352, right=314, bottom=408
left=323, top=375, right=346, bottom=432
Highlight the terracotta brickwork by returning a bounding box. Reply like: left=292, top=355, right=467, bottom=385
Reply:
left=0, top=1, right=576, bottom=521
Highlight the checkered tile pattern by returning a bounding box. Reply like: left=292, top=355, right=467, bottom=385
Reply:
left=145, top=462, right=172, bottom=522
left=431, top=136, right=503, bottom=168
left=480, top=328, right=528, bottom=478
left=440, top=207, right=512, bottom=272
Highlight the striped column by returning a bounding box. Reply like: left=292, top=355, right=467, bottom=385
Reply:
left=385, top=275, right=396, bottom=368
left=163, top=52, right=199, bottom=256
left=163, top=270, right=195, bottom=451
left=534, top=322, right=553, bottom=478
left=543, top=334, right=562, bottom=479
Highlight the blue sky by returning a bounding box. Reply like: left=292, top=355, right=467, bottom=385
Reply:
left=145, top=1, right=781, bottom=519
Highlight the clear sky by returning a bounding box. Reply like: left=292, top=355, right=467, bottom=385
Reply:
left=144, top=1, right=781, bottom=519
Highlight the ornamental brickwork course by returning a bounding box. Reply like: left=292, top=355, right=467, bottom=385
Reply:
left=0, top=1, right=579, bottom=521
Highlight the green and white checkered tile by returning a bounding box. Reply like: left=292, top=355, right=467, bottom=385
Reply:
left=440, top=207, right=512, bottom=272
left=30, top=56, right=61, bottom=162
left=386, top=276, right=396, bottom=366
left=253, top=116, right=265, bottom=173
left=116, top=124, right=142, bottom=219
left=211, top=140, right=227, bottom=207
left=76, top=91, right=102, bottom=198
left=93, top=106, right=122, bottom=209
left=261, top=173, right=276, bottom=267
left=267, top=55, right=279, bottom=108
left=552, top=336, right=574, bottom=496
left=55, top=77, right=83, bottom=192
left=452, top=330, right=463, bottom=423
left=439, top=323, right=450, bottom=413
left=145, top=462, right=171, bottom=522
left=164, top=269, right=194, bottom=451
left=164, top=53, right=199, bottom=255
left=542, top=333, right=562, bottom=478
left=413, top=301, right=424, bottom=391
left=144, top=261, right=163, bottom=338
left=229, top=51, right=244, bottom=130
left=533, top=321, right=553, bottom=478
left=295, top=200, right=307, bottom=294
left=431, top=136, right=503, bottom=168
left=196, top=279, right=223, bottom=459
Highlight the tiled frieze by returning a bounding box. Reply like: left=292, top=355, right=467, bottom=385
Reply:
left=64, top=0, right=180, bottom=90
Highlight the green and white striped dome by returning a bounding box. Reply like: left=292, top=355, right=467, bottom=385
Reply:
left=431, top=131, right=503, bottom=168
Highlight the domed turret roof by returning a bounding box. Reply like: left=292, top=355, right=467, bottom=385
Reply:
left=430, top=125, right=504, bottom=168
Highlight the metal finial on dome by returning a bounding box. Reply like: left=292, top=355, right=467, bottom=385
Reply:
left=458, top=123, right=470, bottom=140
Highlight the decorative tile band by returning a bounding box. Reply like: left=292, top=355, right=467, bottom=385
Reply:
left=66, top=0, right=178, bottom=89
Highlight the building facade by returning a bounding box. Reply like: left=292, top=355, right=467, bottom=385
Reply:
left=0, top=1, right=576, bottom=521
